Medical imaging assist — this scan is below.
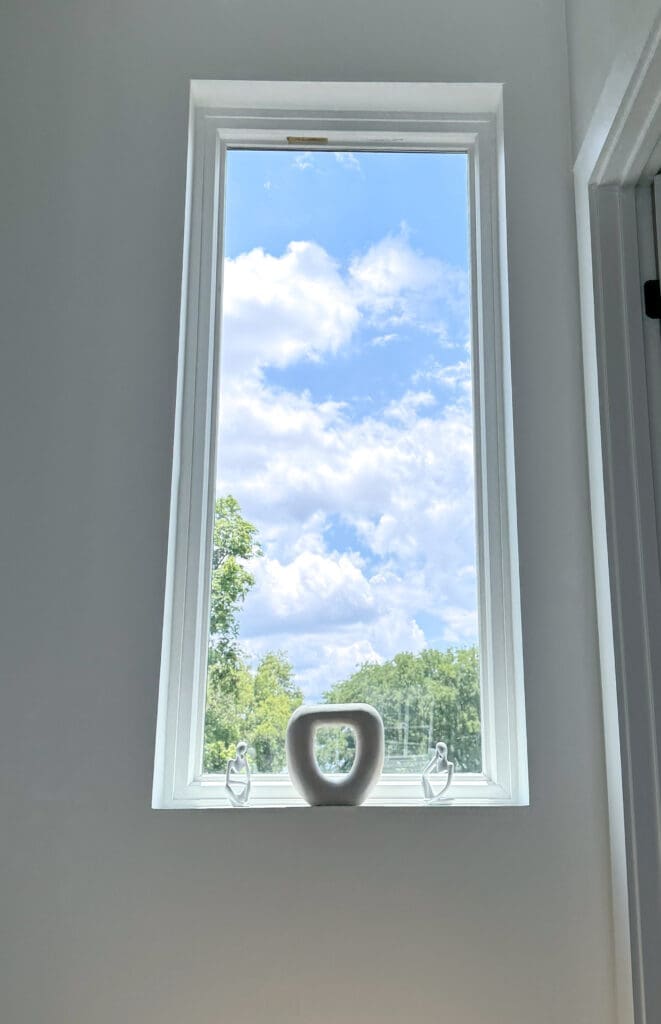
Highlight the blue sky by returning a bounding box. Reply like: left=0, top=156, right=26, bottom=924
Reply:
left=215, top=148, right=477, bottom=699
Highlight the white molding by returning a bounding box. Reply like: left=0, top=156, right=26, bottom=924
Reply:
left=574, top=17, right=661, bottom=1024
left=153, top=81, right=527, bottom=811
left=171, top=773, right=512, bottom=810
left=190, top=80, right=503, bottom=116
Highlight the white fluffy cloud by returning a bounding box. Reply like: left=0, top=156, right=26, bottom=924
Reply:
left=241, top=612, right=427, bottom=699
left=334, top=152, right=361, bottom=172
left=221, top=242, right=359, bottom=378
left=244, top=548, right=376, bottom=633
left=292, top=152, right=314, bottom=171
left=350, top=232, right=469, bottom=337
left=217, top=234, right=476, bottom=696
left=220, top=231, right=468, bottom=380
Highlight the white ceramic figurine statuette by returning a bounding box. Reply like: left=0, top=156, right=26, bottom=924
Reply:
left=421, top=741, right=454, bottom=804
left=225, top=741, right=251, bottom=807
left=286, top=703, right=384, bottom=806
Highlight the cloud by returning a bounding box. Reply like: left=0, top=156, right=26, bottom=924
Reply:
left=217, top=233, right=477, bottom=697
left=219, top=376, right=477, bottom=695
left=292, top=152, right=314, bottom=170
left=345, top=232, right=470, bottom=352
left=221, top=242, right=359, bottom=377
left=334, top=152, right=361, bottom=172
left=383, top=389, right=436, bottom=423
left=242, top=547, right=376, bottom=634
left=220, top=380, right=474, bottom=539
left=440, top=605, right=479, bottom=644
left=350, top=233, right=467, bottom=314
left=414, top=359, right=473, bottom=399
left=241, top=609, right=427, bottom=698
left=220, top=232, right=468, bottom=380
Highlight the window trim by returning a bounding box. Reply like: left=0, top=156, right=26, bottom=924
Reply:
left=153, top=81, right=528, bottom=809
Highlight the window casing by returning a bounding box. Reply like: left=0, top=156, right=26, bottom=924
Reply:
left=152, top=81, right=528, bottom=808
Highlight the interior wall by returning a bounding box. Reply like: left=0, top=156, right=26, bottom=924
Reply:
left=0, top=2, right=616, bottom=1022
left=566, top=0, right=661, bottom=155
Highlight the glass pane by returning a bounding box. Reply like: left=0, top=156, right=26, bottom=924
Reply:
left=204, top=148, right=481, bottom=777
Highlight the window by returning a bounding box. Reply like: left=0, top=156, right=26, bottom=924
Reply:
left=153, top=82, right=528, bottom=807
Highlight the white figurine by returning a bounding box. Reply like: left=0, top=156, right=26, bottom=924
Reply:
left=225, top=741, right=251, bottom=807
left=421, top=741, right=454, bottom=804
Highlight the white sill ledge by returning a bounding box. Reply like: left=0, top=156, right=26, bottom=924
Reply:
left=154, top=773, right=525, bottom=809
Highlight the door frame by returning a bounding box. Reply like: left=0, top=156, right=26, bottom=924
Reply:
left=574, top=14, right=661, bottom=1024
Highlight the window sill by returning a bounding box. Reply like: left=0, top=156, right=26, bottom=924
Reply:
left=154, top=773, right=523, bottom=809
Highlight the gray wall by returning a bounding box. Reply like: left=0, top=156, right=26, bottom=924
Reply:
left=0, top=2, right=616, bottom=1022
left=566, top=0, right=661, bottom=154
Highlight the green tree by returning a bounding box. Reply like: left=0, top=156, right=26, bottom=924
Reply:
left=208, top=495, right=262, bottom=664
left=322, top=647, right=481, bottom=772
left=314, top=725, right=356, bottom=773
left=203, top=494, right=481, bottom=778
left=205, top=651, right=303, bottom=773
left=204, top=656, right=255, bottom=772
left=204, top=496, right=303, bottom=773
left=250, top=653, right=303, bottom=772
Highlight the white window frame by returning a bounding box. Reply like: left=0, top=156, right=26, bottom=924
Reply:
left=152, top=81, right=528, bottom=808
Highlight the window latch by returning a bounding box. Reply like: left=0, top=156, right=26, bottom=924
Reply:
left=644, top=279, right=661, bottom=320
left=286, top=136, right=329, bottom=145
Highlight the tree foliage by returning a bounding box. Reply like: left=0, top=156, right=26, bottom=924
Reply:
left=204, top=496, right=303, bottom=773
left=205, top=650, right=303, bottom=773
left=203, top=495, right=481, bottom=776
left=322, top=647, right=481, bottom=772
left=208, top=495, right=262, bottom=664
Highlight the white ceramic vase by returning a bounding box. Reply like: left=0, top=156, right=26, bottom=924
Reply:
left=286, top=703, right=385, bottom=806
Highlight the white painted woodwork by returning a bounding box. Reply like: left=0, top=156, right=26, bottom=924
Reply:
left=573, top=14, right=661, bottom=1023
left=152, top=81, right=528, bottom=810
left=655, top=175, right=661, bottom=264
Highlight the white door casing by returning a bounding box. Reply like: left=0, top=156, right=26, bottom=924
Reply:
left=574, top=16, right=661, bottom=1024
